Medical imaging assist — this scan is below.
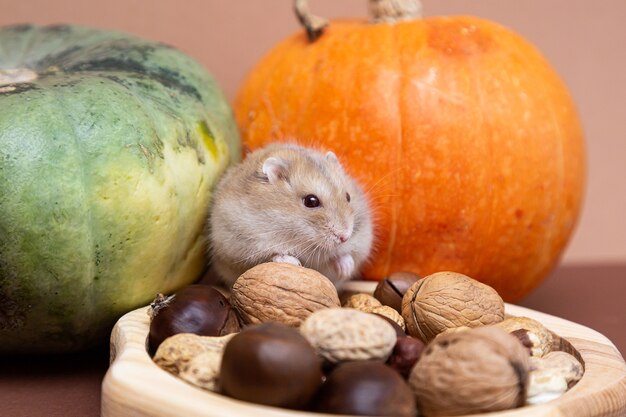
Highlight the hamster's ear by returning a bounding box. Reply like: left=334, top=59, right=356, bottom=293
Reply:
left=326, top=151, right=338, bottom=163
left=262, top=157, right=289, bottom=185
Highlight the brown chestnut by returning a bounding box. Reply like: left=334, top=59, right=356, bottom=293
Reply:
left=315, top=361, right=416, bottom=416
left=373, top=271, right=421, bottom=313
left=387, top=336, right=425, bottom=378
left=220, top=322, right=323, bottom=410
left=148, top=285, right=240, bottom=354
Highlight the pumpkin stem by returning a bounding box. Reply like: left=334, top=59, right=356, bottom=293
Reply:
left=369, top=0, right=422, bottom=23
left=294, top=0, right=329, bottom=42
left=294, top=0, right=422, bottom=43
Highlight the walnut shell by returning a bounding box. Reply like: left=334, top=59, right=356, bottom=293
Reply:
left=402, top=271, right=505, bottom=342
left=495, top=316, right=553, bottom=357
left=231, top=262, right=341, bottom=326
left=300, top=308, right=397, bottom=363
left=409, top=326, right=530, bottom=416
left=152, top=333, right=234, bottom=375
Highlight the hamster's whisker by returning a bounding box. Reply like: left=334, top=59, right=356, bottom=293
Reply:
left=298, top=237, right=318, bottom=256
left=366, top=193, right=403, bottom=201
left=361, top=166, right=403, bottom=195
left=300, top=234, right=324, bottom=258
left=238, top=229, right=317, bottom=263
left=234, top=236, right=306, bottom=264
left=297, top=235, right=319, bottom=265
left=314, top=243, right=323, bottom=269
left=302, top=240, right=324, bottom=266
left=242, top=226, right=300, bottom=237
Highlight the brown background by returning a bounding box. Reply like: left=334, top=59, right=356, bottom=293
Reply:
left=3, top=0, right=626, bottom=266
left=0, top=2, right=624, bottom=416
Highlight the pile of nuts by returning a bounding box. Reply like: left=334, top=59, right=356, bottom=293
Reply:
left=149, top=262, right=584, bottom=416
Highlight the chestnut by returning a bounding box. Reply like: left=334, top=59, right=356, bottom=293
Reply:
left=373, top=271, right=421, bottom=313
left=220, top=322, right=323, bottom=410
left=387, top=336, right=425, bottom=378
left=148, top=285, right=240, bottom=354
left=315, top=361, right=416, bottom=416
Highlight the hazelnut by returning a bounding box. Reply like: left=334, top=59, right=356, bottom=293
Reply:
left=152, top=333, right=234, bottom=375
left=402, top=271, right=505, bottom=342
left=343, top=294, right=406, bottom=331
left=373, top=271, right=421, bottom=313
left=300, top=308, right=397, bottom=364
left=409, top=326, right=530, bottom=416
left=230, top=262, right=340, bottom=327
left=387, top=336, right=425, bottom=378
left=220, top=322, right=323, bottom=409
left=369, top=305, right=406, bottom=331
left=315, top=361, right=417, bottom=416
left=495, top=316, right=553, bottom=357
left=373, top=312, right=407, bottom=337
left=343, top=293, right=382, bottom=310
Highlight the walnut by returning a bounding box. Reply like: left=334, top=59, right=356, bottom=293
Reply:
left=409, top=326, right=530, bottom=416
left=300, top=307, right=397, bottom=363
left=402, top=271, right=505, bottom=342
left=152, top=333, right=234, bottom=375
left=231, top=262, right=340, bottom=327
left=495, top=316, right=553, bottom=357
left=526, top=351, right=584, bottom=405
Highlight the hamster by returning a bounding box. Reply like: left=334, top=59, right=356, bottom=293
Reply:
left=208, top=142, right=374, bottom=288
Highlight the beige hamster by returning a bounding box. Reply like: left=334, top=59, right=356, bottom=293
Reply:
left=208, top=143, right=373, bottom=287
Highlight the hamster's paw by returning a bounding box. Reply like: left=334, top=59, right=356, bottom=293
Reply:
left=334, top=254, right=355, bottom=279
left=272, top=254, right=302, bottom=266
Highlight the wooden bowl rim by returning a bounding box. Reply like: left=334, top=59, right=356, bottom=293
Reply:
left=102, top=281, right=626, bottom=417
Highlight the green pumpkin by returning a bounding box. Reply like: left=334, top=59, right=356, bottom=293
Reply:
left=0, top=24, right=240, bottom=353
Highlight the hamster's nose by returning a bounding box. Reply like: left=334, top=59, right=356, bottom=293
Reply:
left=332, top=224, right=353, bottom=244
left=335, top=230, right=352, bottom=244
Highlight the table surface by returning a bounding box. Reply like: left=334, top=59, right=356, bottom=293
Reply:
left=1, top=263, right=625, bottom=417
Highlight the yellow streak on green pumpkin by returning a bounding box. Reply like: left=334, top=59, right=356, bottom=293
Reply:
left=197, top=121, right=218, bottom=160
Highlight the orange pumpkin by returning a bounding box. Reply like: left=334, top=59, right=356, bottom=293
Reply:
left=234, top=0, right=585, bottom=301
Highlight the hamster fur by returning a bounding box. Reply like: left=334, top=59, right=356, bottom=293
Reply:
left=208, top=143, right=373, bottom=287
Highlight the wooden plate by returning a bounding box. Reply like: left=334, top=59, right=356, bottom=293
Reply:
left=101, top=281, right=626, bottom=417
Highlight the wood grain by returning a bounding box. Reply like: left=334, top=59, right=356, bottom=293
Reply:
left=102, top=282, right=626, bottom=417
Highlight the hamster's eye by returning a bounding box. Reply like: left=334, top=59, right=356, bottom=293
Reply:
left=346, top=192, right=351, bottom=202
left=303, top=194, right=321, bottom=208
